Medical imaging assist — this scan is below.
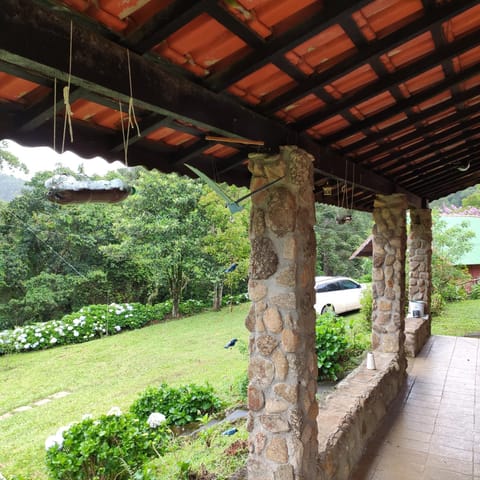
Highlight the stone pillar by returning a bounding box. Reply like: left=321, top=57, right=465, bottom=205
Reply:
left=371, top=194, right=408, bottom=355
left=408, top=208, right=433, bottom=333
left=246, top=146, right=318, bottom=480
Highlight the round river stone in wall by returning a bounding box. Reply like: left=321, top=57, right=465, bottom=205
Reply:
left=250, top=237, right=278, bottom=279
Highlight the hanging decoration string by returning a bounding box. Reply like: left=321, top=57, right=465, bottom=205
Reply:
left=62, top=20, right=74, bottom=153
left=53, top=78, right=57, bottom=152
left=120, top=49, right=141, bottom=166
left=350, top=162, right=355, bottom=211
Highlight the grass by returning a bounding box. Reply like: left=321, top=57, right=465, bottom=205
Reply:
left=0, top=303, right=250, bottom=479
left=149, top=419, right=248, bottom=479
left=432, top=298, right=480, bottom=336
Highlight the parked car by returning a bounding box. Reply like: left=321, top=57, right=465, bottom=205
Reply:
left=314, top=276, right=365, bottom=315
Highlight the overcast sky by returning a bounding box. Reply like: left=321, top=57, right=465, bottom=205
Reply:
left=2, top=140, right=125, bottom=180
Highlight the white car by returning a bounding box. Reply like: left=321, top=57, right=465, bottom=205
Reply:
left=314, top=276, right=365, bottom=315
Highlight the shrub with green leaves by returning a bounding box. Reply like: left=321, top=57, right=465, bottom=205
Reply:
left=45, top=412, right=170, bottom=480
left=315, top=313, right=350, bottom=381
left=469, top=283, right=480, bottom=300
left=130, top=384, right=223, bottom=426
left=0, top=303, right=151, bottom=355
left=360, top=285, right=373, bottom=326
left=430, top=292, right=446, bottom=316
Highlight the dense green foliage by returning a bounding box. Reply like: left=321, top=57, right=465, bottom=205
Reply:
left=315, top=311, right=371, bottom=381
left=45, top=413, right=170, bottom=480
left=149, top=420, right=248, bottom=479
left=0, top=303, right=249, bottom=478
left=130, top=383, right=223, bottom=427
left=0, top=167, right=250, bottom=326
left=315, top=204, right=372, bottom=279
left=45, top=382, right=223, bottom=479
left=431, top=211, right=473, bottom=306
left=315, top=313, right=350, bottom=380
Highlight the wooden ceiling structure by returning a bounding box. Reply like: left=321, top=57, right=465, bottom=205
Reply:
left=1, top=0, right=479, bottom=211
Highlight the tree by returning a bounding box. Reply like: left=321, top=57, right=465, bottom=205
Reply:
left=198, top=187, right=250, bottom=310
left=315, top=204, right=372, bottom=279
left=0, top=140, right=28, bottom=174
left=108, top=170, right=206, bottom=318
left=432, top=210, right=474, bottom=301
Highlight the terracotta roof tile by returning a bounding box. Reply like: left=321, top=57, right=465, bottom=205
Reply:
left=308, top=115, right=350, bottom=138
left=351, top=91, right=397, bottom=119
left=352, top=0, right=424, bottom=41
left=275, top=94, right=325, bottom=123
left=203, top=144, right=239, bottom=158
left=324, top=64, right=378, bottom=99
left=153, top=14, right=249, bottom=77
left=0, top=72, right=42, bottom=103
left=228, top=63, right=296, bottom=105
left=145, top=126, right=197, bottom=145
left=284, top=25, right=357, bottom=75
left=442, top=4, right=480, bottom=42
left=379, top=32, right=435, bottom=72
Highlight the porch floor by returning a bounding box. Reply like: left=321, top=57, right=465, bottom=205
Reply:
left=352, top=335, right=480, bottom=480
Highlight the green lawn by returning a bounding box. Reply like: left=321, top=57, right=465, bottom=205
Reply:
left=0, top=303, right=250, bottom=479
left=432, top=298, right=480, bottom=336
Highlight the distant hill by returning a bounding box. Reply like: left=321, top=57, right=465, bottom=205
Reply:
left=0, top=173, right=25, bottom=201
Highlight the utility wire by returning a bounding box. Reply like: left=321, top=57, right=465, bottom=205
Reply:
left=7, top=209, right=88, bottom=280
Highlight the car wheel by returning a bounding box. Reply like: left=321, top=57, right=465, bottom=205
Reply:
left=321, top=305, right=335, bottom=315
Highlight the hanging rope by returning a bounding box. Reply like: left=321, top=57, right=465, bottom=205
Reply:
left=53, top=78, right=57, bottom=152
left=350, top=162, right=355, bottom=211
left=62, top=20, right=74, bottom=153
left=120, top=49, right=141, bottom=167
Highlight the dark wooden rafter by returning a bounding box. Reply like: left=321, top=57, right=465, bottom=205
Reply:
left=262, top=0, right=475, bottom=115
left=318, top=62, right=480, bottom=145
left=126, top=0, right=208, bottom=54
left=339, top=85, right=480, bottom=155
left=395, top=143, right=480, bottom=193
left=294, top=29, right=480, bottom=132
left=0, top=0, right=424, bottom=206
left=389, top=130, right=480, bottom=170
left=354, top=108, right=480, bottom=166
left=411, top=162, right=480, bottom=198
left=206, top=0, right=374, bottom=91
left=398, top=139, right=480, bottom=182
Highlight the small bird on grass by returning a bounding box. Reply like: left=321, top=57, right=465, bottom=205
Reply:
left=224, top=338, right=238, bottom=349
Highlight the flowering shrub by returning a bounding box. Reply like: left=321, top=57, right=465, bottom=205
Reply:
left=130, top=383, right=223, bottom=426
left=0, top=295, right=249, bottom=356
left=45, top=410, right=170, bottom=480
left=0, top=303, right=150, bottom=355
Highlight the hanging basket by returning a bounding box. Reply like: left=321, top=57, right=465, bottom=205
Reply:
left=45, top=175, right=134, bottom=204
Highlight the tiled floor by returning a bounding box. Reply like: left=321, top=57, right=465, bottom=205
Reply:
left=352, top=335, right=480, bottom=480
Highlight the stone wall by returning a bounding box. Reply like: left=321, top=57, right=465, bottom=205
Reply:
left=371, top=194, right=408, bottom=356
left=408, top=208, right=432, bottom=335
left=246, top=146, right=319, bottom=480
left=404, top=317, right=429, bottom=357
left=316, top=353, right=406, bottom=480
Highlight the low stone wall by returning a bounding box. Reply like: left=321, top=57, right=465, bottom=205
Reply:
left=404, top=316, right=429, bottom=357
left=316, top=352, right=406, bottom=480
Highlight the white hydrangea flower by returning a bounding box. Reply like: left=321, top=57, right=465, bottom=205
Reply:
left=107, top=406, right=122, bottom=417
left=114, top=325, right=121, bottom=332
left=73, top=330, right=79, bottom=337
left=45, top=434, right=63, bottom=451
left=50, top=337, right=58, bottom=344
left=147, top=412, right=166, bottom=428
